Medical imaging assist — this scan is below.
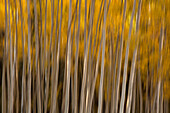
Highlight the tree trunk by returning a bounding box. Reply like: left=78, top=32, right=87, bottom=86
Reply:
left=114, top=1, right=127, bottom=113
left=74, top=0, right=81, bottom=112
left=64, top=0, right=72, bottom=112
left=132, top=73, right=136, bottom=113
left=97, top=0, right=107, bottom=113
left=79, top=0, right=95, bottom=113
left=2, top=0, right=8, bottom=112
left=111, top=28, right=119, bottom=113
left=105, top=32, right=113, bottom=113
left=33, top=0, right=42, bottom=112
left=43, top=0, right=48, bottom=112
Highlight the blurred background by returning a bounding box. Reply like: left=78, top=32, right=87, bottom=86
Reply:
left=0, top=0, right=169, bottom=113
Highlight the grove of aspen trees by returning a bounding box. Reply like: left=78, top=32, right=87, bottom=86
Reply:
left=0, top=0, right=170, bottom=113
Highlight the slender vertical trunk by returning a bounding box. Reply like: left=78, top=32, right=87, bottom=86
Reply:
left=33, top=61, right=37, bottom=113
left=105, top=34, right=113, bottom=113
left=89, top=3, right=103, bottom=108
left=152, top=86, right=157, bottom=113
left=38, top=0, right=44, bottom=110
left=87, top=4, right=104, bottom=112
left=115, top=0, right=127, bottom=112
left=64, top=0, right=72, bottom=112
left=97, top=0, right=106, bottom=113
left=85, top=32, right=93, bottom=113
left=61, top=46, right=68, bottom=113
left=119, top=0, right=136, bottom=112
left=84, top=0, right=87, bottom=54
left=49, top=0, right=55, bottom=111
left=2, top=43, right=7, bottom=113
left=157, top=26, right=164, bottom=113
left=125, top=0, right=142, bottom=112
left=157, top=80, right=161, bottom=113
left=8, top=0, right=14, bottom=112
left=14, top=2, right=19, bottom=113
left=2, top=0, right=8, bottom=112
left=39, top=0, right=42, bottom=73
left=26, top=0, right=32, bottom=112
left=125, top=46, right=138, bottom=113
left=88, top=32, right=103, bottom=113
left=136, top=80, right=139, bottom=113
left=50, top=0, right=59, bottom=111
left=51, top=0, right=63, bottom=112
left=70, top=0, right=78, bottom=112
left=150, top=37, right=154, bottom=113
left=44, top=0, right=54, bottom=112
left=6, top=6, right=10, bottom=111
left=132, top=74, right=136, bottom=113
left=93, top=16, right=103, bottom=67
left=103, top=2, right=111, bottom=113
left=91, top=0, right=103, bottom=64
left=61, top=32, right=71, bottom=113
left=50, top=0, right=59, bottom=110
left=138, top=44, right=143, bottom=113
left=111, top=29, right=119, bottom=113
left=136, top=0, right=143, bottom=108
left=146, top=51, right=149, bottom=113
left=43, top=0, right=48, bottom=113
left=85, top=1, right=96, bottom=112
left=19, top=0, right=26, bottom=112
left=2, top=37, right=7, bottom=113
left=33, top=0, right=41, bottom=112
left=70, top=75, right=74, bottom=113
left=79, top=0, right=95, bottom=112
left=160, top=83, right=163, bottom=113
left=7, top=51, right=10, bottom=113
left=74, top=0, right=81, bottom=112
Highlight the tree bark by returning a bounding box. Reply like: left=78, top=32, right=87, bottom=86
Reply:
left=64, top=0, right=72, bottom=112
left=115, top=0, right=127, bottom=113
left=19, top=0, right=26, bottom=112
left=51, top=0, right=63, bottom=112
left=85, top=1, right=96, bottom=112
left=8, top=0, right=14, bottom=112
left=79, top=0, right=95, bottom=113
left=43, top=0, right=48, bottom=112
left=26, top=0, right=32, bottom=112
left=119, top=0, right=136, bottom=112
left=33, top=0, right=41, bottom=112
left=2, top=0, right=8, bottom=112
left=111, top=28, right=119, bottom=113
left=74, top=0, right=81, bottom=112
left=97, top=0, right=107, bottom=113
left=88, top=31, right=103, bottom=113
left=132, top=74, right=136, bottom=113
left=105, top=33, right=113, bottom=113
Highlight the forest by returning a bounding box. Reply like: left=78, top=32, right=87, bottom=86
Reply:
left=0, top=0, right=170, bottom=113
